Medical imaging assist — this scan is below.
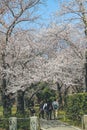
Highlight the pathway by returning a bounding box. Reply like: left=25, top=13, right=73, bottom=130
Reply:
left=40, top=118, right=82, bottom=130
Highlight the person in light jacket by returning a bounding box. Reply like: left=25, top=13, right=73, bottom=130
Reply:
left=52, top=98, right=59, bottom=119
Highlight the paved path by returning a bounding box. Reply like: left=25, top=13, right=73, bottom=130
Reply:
left=40, top=119, right=82, bottom=130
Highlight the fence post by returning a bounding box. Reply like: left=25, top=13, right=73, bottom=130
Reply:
left=9, top=117, right=17, bottom=130
left=30, top=116, right=39, bottom=130
left=82, top=116, right=84, bottom=130
left=83, top=115, right=87, bottom=130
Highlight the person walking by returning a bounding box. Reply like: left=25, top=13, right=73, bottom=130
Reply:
left=46, top=100, right=53, bottom=120
left=43, top=101, right=47, bottom=119
left=39, top=101, right=44, bottom=119
left=52, top=98, right=59, bottom=120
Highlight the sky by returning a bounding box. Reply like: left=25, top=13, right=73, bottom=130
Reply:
left=36, top=0, right=81, bottom=27
left=16, top=0, right=61, bottom=29
left=44, top=0, right=58, bottom=17
left=29, top=0, right=59, bottom=28
left=40, top=0, right=59, bottom=25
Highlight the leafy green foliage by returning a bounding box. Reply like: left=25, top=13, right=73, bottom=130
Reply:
left=17, top=118, right=30, bottom=130
left=36, top=87, right=56, bottom=102
left=65, top=93, right=87, bottom=126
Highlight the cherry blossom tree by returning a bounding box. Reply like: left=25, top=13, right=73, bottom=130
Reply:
left=35, top=23, right=86, bottom=107
left=39, top=24, right=85, bottom=83
left=0, top=0, right=45, bottom=116
left=56, top=0, right=87, bottom=91
left=1, top=22, right=86, bottom=113
left=0, top=0, right=87, bottom=116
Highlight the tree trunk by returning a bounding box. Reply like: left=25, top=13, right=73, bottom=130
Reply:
left=1, top=51, right=11, bottom=116
left=85, top=51, right=87, bottom=92
left=2, top=78, right=11, bottom=116
left=56, top=82, right=62, bottom=106
left=17, top=90, right=25, bottom=115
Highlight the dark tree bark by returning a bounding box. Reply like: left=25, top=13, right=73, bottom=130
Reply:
left=17, top=90, right=25, bottom=115
left=2, top=94, right=11, bottom=116
left=85, top=51, right=87, bottom=92
left=1, top=53, right=11, bottom=116
left=56, top=82, right=62, bottom=105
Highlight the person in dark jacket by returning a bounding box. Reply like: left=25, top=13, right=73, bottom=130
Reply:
left=46, top=100, right=53, bottom=120
left=39, top=101, right=44, bottom=119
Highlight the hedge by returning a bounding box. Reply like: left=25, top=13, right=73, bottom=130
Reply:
left=65, top=93, right=87, bottom=124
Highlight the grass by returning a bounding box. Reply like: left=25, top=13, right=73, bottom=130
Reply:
left=58, top=110, right=82, bottom=129
left=58, top=110, right=66, bottom=121
left=0, top=105, right=30, bottom=130
left=0, top=105, right=40, bottom=117
left=0, top=106, right=3, bottom=116
left=11, top=105, right=17, bottom=115
left=0, top=105, right=17, bottom=116
left=0, top=107, right=82, bottom=129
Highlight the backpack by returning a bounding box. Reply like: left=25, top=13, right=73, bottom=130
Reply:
left=54, top=104, right=58, bottom=109
left=44, top=105, right=47, bottom=110
left=43, top=103, right=47, bottom=111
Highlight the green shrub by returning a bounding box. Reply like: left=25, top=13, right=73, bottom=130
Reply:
left=65, top=93, right=87, bottom=126
left=17, top=118, right=30, bottom=130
